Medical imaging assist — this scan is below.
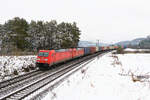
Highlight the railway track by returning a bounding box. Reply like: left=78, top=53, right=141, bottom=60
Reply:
left=0, top=51, right=107, bottom=100
left=0, top=70, right=41, bottom=89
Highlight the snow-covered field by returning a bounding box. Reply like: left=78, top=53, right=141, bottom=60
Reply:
left=43, top=50, right=150, bottom=100
left=124, top=48, right=150, bottom=52
left=0, top=56, right=36, bottom=81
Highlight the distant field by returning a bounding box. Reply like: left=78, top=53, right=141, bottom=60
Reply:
left=124, top=48, right=150, bottom=53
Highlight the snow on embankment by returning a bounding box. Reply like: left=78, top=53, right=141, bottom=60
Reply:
left=43, top=52, right=150, bottom=100
left=0, top=56, right=37, bottom=81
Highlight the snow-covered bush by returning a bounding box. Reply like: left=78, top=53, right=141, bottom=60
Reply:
left=116, top=47, right=124, bottom=54
left=0, top=55, right=36, bottom=81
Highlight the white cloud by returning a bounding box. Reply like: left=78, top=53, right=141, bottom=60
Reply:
left=0, top=0, right=150, bottom=43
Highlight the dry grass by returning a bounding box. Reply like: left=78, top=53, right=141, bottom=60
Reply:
left=13, top=69, right=18, bottom=75
left=130, top=71, right=150, bottom=83
left=111, top=55, right=122, bottom=67
left=51, top=91, right=57, bottom=99
left=110, top=53, right=150, bottom=84
left=23, top=67, right=30, bottom=72
left=90, top=82, right=95, bottom=88
left=81, top=67, right=89, bottom=74
left=81, top=67, right=89, bottom=79
left=119, top=69, right=150, bottom=83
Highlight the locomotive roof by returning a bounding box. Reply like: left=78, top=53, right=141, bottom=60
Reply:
left=55, top=49, right=70, bottom=52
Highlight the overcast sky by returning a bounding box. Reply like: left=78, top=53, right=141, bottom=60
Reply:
left=0, top=0, right=150, bottom=43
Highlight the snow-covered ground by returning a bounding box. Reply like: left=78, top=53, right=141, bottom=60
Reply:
left=0, top=56, right=36, bottom=81
left=43, top=51, right=150, bottom=100
left=124, top=48, right=150, bottom=52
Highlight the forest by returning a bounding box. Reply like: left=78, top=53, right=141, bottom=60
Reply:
left=0, top=17, right=81, bottom=55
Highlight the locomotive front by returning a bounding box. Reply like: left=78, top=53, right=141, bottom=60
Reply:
left=36, top=50, right=52, bottom=69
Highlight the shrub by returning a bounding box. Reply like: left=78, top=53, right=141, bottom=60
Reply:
left=116, top=47, right=124, bottom=54
left=23, top=67, right=30, bottom=72
left=28, top=64, right=35, bottom=70
left=13, top=69, right=18, bottom=75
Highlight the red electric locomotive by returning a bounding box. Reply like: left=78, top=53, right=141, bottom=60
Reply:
left=36, top=46, right=119, bottom=70
left=36, top=49, right=72, bottom=69
left=36, top=48, right=84, bottom=69
left=72, top=48, right=84, bottom=58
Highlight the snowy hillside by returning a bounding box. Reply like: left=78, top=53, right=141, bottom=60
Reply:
left=43, top=50, right=150, bottom=100
left=116, top=38, right=145, bottom=46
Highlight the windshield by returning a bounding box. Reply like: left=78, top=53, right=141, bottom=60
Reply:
left=38, top=52, right=49, bottom=57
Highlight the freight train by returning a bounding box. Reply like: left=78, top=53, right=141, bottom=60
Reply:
left=36, top=46, right=120, bottom=69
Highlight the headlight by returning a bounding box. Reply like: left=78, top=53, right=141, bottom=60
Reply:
left=36, top=60, right=40, bottom=62
left=45, top=59, right=48, bottom=61
left=37, top=58, right=40, bottom=60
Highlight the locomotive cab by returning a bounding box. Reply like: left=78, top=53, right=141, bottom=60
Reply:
left=36, top=50, right=55, bottom=69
